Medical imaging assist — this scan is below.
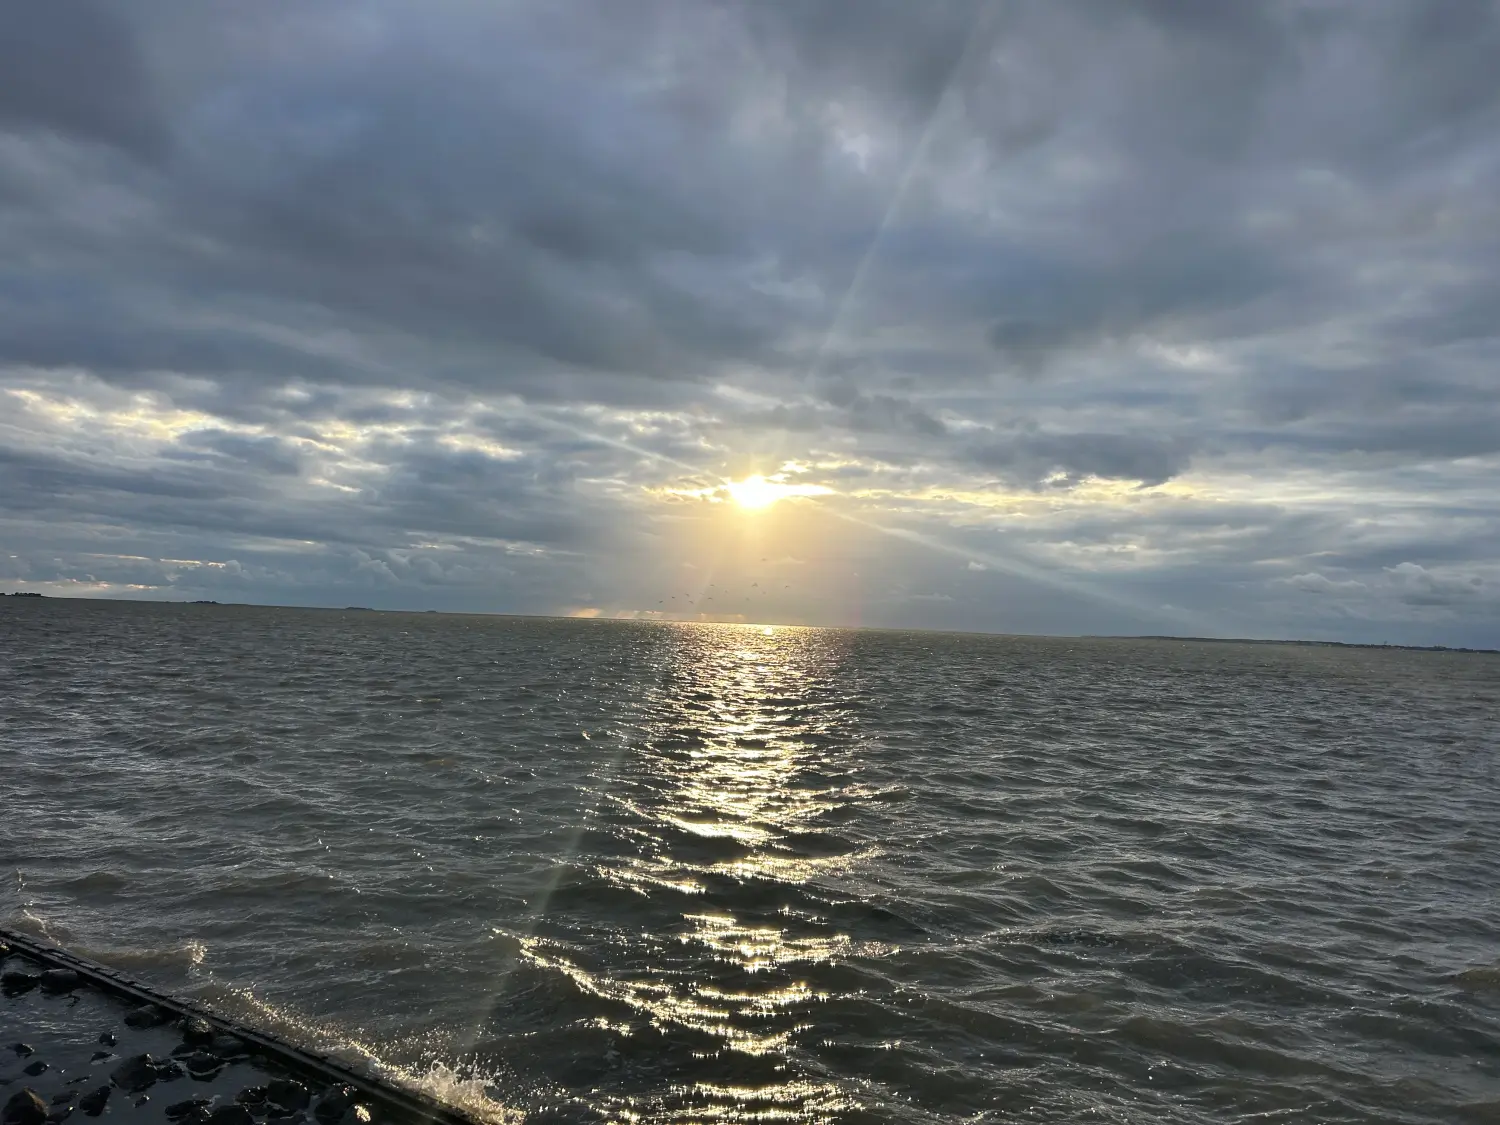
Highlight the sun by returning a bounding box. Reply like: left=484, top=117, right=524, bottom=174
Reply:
left=726, top=474, right=781, bottom=510
left=724, top=474, right=833, bottom=510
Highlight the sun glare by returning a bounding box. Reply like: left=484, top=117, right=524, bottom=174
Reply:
left=725, top=474, right=832, bottom=510
left=727, top=475, right=780, bottom=509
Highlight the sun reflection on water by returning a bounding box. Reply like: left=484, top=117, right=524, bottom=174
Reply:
left=517, top=623, right=870, bottom=1122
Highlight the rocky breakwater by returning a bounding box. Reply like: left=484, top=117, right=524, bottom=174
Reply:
left=2, top=938, right=379, bottom=1125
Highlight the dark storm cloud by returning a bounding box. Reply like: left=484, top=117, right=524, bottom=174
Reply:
left=982, top=231, right=1298, bottom=374
left=1, top=0, right=1498, bottom=642
left=966, top=430, right=1196, bottom=489
left=0, top=0, right=166, bottom=157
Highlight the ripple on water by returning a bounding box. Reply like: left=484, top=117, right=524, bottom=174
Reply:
left=3, top=601, right=1499, bottom=1123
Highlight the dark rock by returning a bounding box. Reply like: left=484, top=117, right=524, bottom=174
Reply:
left=38, top=971, right=82, bottom=995
left=3, top=1090, right=47, bottom=1125
left=20, top=1065, right=46, bottom=1079
left=134, top=1098, right=149, bottom=1110
left=235, top=1088, right=267, bottom=1107
left=266, top=1081, right=309, bottom=1113
left=1, top=974, right=39, bottom=997
left=109, top=1055, right=158, bottom=1093
left=47, top=1097, right=70, bottom=1108
left=180, top=1019, right=215, bottom=1048
left=9, top=1048, right=32, bottom=1059
left=95, top=1036, right=114, bottom=1049
left=154, top=1061, right=184, bottom=1084
left=124, top=1006, right=172, bottom=1029
left=182, top=1052, right=220, bottom=1080
left=77, top=1089, right=108, bottom=1118
left=208, top=1035, right=247, bottom=1058
left=311, top=1086, right=356, bottom=1125
left=207, top=1106, right=256, bottom=1125
left=44, top=1108, right=70, bottom=1125
left=88, top=1054, right=110, bottom=1064
left=165, top=1098, right=211, bottom=1121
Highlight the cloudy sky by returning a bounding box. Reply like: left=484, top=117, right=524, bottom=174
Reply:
left=2, top=0, right=1497, bottom=645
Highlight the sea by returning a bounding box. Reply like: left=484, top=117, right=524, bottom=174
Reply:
left=3, top=598, right=1498, bottom=1123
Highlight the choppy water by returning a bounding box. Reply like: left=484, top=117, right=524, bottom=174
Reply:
left=3, top=598, right=1499, bottom=1123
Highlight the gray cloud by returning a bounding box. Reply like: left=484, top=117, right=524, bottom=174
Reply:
left=1, top=0, right=1498, bottom=645
left=966, top=430, right=1196, bottom=489
left=0, top=0, right=167, bottom=157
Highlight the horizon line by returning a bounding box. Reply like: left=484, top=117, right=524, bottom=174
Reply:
left=4, top=591, right=1496, bottom=655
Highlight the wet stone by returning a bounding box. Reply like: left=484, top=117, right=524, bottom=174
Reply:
left=124, top=1006, right=172, bottom=1030
left=265, top=1081, right=309, bottom=1113
left=109, top=1055, right=158, bottom=1093
left=235, top=1088, right=267, bottom=1106
left=133, top=1098, right=149, bottom=1110
left=21, top=1063, right=47, bottom=1078
left=311, top=1086, right=356, bottom=1125
left=180, top=1019, right=215, bottom=1048
left=165, top=1098, right=211, bottom=1121
left=43, top=1108, right=70, bottom=1124
left=338, top=1107, right=372, bottom=1125
left=10, top=1047, right=33, bottom=1059
left=48, top=1096, right=70, bottom=1108
left=76, top=1089, right=108, bottom=1119
left=94, top=1037, right=114, bottom=1050
left=3, top=1090, right=47, bottom=1125
left=1, top=974, right=39, bottom=997
left=207, top=1106, right=256, bottom=1125
left=38, top=971, right=82, bottom=995
left=183, top=1053, right=221, bottom=1080
left=88, top=1053, right=110, bottom=1064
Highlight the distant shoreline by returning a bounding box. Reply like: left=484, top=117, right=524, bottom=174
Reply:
left=5, top=591, right=1496, bottom=654
left=1083, top=634, right=1499, bottom=655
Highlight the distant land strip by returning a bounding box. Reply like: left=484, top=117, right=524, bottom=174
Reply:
left=1091, top=635, right=1499, bottom=655
left=4, top=593, right=1495, bottom=653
